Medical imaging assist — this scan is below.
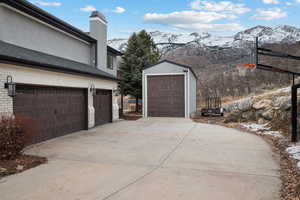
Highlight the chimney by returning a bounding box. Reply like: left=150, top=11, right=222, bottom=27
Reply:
left=89, top=11, right=107, bottom=71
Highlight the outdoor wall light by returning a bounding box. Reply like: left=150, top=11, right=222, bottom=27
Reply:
left=112, top=87, right=119, bottom=96
left=4, top=75, right=16, bottom=97
left=90, top=84, right=96, bottom=96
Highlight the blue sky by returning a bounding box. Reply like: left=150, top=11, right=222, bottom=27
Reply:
left=30, top=0, right=300, bottom=39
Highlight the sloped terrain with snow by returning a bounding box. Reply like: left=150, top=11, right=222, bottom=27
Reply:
left=108, top=25, right=300, bottom=51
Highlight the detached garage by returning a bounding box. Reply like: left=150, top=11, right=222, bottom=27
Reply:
left=142, top=60, right=197, bottom=118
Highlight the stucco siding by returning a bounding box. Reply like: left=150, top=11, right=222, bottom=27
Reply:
left=0, top=4, right=92, bottom=65
left=0, top=64, right=119, bottom=126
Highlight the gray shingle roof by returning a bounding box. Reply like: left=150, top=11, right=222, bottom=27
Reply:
left=0, top=41, right=118, bottom=81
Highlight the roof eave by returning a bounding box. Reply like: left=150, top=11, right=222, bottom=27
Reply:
left=0, top=55, right=119, bottom=81
left=144, top=59, right=198, bottom=80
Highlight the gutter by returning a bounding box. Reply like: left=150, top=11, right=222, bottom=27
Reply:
left=0, top=55, right=119, bottom=81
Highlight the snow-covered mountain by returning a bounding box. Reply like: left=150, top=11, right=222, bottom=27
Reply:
left=108, top=25, right=300, bottom=51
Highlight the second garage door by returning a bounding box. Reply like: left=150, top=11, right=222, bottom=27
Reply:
left=147, top=75, right=185, bottom=117
left=13, top=85, right=87, bottom=144
left=94, top=89, right=112, bottom=126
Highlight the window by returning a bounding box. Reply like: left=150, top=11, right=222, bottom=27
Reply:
left=107, top=54, right=114, bottom=70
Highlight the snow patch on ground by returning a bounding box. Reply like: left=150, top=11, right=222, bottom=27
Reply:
left=286, top=145, right=300, bottom=169
left=241, top=123, right=283, bottom=138
left=241, top=123, right=300, bottom=169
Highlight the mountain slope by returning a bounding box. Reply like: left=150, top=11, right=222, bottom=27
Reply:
left=108, top=25, right=300, bottom=52
left=110, top=25, right=300, bottom=103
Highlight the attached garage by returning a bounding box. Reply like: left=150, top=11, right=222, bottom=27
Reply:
left=143, top=60, right=197, bottom=118
left=94, top=89, right=113, bottom=126
left=13, top=84, right=88, bottom=144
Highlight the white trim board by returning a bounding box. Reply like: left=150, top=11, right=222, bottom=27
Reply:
left=144, top=73, right=189, bottom=118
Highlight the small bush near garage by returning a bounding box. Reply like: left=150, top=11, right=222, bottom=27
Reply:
left=0, top=116, right=47, bottom=178
left=0, top=116, right=26, bottom=160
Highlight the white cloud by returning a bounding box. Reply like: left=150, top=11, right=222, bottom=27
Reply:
left=112, top=6, right=126, bottom=13
left=144, top=11, right=236, bottom=24
left=80, top=5, right=96, bottom=12
left=173, top=23, right=244, bottom=32
left=252, top=7, right=287, bottom=20
left=144, top=11, right=243, bottom=32
left=190, top=0, right=250, bottom=14
left=30, top=0, right=61, bottom=7
left=262, top=0, right=279, bottom=4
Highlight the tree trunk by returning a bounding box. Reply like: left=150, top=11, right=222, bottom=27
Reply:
left=135, top=97, right=139, bottom=113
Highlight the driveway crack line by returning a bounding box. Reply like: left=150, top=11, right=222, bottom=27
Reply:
left=99, top=124, right=197, bottom=200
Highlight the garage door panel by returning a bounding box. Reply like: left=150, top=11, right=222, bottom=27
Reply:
left=147, top=75, right=185, bottom=117
left=94, top=89, right=112, bottom=126
left=13, top=85, right=87, bottom=144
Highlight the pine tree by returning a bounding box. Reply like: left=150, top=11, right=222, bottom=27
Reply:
left=119, top=30, right=160, bottom=112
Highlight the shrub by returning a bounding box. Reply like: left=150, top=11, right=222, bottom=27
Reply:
left=0, top=116, right=26, bottom=160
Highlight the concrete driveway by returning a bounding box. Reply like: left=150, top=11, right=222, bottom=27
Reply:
left=0, top=118, right=280, bottom=200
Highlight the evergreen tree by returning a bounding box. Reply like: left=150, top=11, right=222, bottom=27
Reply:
left=119, top=30, right=160, bottom=112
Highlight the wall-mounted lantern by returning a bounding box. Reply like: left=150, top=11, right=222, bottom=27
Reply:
left=112, top=87, right=119, bottom=97
left=90, top=84, right=96, bottom=96
left=4, top=75, right=16, bottom=97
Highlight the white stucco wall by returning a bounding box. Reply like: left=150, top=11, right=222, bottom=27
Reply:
left=0, top=4, right=92, bottom=65
left=0, top=64, right=119, bottom=127
left=143, top=62, right=197, bottom=118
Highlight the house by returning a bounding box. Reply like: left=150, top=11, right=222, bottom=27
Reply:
left=142, top=60, right=197, bottom=118
left=0, top=0, right=122, bottom=144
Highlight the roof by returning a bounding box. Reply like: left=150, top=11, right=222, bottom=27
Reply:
left=0, top=0, right=96, bottom=43
left=143, top=60, right=198, bottom=79
left=0, top=41, right=118, bottom=81
left=108, top=46, right=123, bottom=56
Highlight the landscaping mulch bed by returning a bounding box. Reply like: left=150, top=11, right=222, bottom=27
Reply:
left=193, top=117, right=300, bottom=200
left=0, top=155, right=47, bottom=178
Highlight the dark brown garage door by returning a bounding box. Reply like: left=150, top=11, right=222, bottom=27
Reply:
left=94, top=89, right=112, bottom=126
left=13, top=85, right=87, bottom=144
left=147, top=75, right=185, bottom=117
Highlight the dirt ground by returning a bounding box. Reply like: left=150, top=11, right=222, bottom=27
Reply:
left=0, top=155, right=47, bottom=178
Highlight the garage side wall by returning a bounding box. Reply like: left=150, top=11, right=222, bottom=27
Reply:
left=0, top=64, right=119, bottom=127
left=143, top=62, right=189, bottom=118
left=189, top=70, right=197, bottom=117
left=0, top=71, right=13, bottom=116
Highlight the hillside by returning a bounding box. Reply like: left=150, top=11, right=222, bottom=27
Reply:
left=109, top=25, right=300, bottom=104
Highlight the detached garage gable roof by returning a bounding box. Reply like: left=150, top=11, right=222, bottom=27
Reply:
left=0, top=41, right=118, bottom=81
left=144, top=60, right=198, bottom=79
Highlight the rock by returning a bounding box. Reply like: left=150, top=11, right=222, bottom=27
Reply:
left=224, top=98, right=252, bottom=113
left=0, top=167, right=7, bottom=173
left=258, top=118, right=268, bottom=124
left=224, top=112, right=241, bottom=123
left=273, top=96, right=291, bottom=111
left=237, top=98, right=252, bottom=112
left=261, top=109, right=274, bottom=120
left=253, top=99, right=272, bottom=110
left=16, top=165, right=24, bottom=171
left=241, top=111, right=256, bottom=121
